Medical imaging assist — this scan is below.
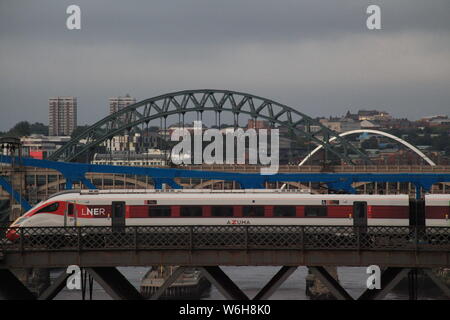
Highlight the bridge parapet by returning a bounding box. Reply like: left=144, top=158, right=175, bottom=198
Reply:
left=1, top=225, right=449, bottom=269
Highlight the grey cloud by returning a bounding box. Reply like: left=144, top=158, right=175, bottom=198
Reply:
left=0, top=0, right=449, bottom=130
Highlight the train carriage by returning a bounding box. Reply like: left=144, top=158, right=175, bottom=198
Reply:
left=5, top=189, right=450, bottom=242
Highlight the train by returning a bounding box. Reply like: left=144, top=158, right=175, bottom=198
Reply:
left=5, top=189, right=450, bottom=241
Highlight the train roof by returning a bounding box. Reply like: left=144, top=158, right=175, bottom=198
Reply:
left=425, top=194, right=450, bottom=199
left=47, top=189, right=411, bottom=201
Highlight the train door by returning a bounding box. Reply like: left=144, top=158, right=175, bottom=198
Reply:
left=64, top=202, right=76, bottom=227
left=112, top=201, right=126, bottom=232
left=353, top=201, right=367, bottom=232
left=409, top=199, right=425, bottom=228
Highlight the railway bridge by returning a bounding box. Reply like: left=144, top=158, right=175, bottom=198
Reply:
left=1, top=225, right=450, bottom=300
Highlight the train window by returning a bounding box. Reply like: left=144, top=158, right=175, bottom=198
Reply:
left=180, top=206, right=203, bottom=217
left=243, top=206, right=264, bottom=217
left=149, top=206, right=171, bottom=217
left=36, top=202, right=59, bottom=214
left=305, top=206, right=327, bottom=217
left=212, top=206, right=233, bottom=217
left=274, top=206, right=296, bottom=217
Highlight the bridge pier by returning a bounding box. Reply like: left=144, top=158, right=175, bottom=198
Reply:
left=308, top=267, right=352, bottom=300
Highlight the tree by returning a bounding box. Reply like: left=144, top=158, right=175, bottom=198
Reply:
left=7, top=121, right=30, bottom=137
left=71, top=125, right=91, bottom=138
left=29, top=122, right=48, bottom=135
left=148, top=126, right=160, bottom=132
left=361, top=136, right=379, bottom=149
left=432, top=134, right=450, bottom=151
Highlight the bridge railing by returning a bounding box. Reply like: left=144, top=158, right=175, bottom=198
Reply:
left=180, top=164, right=450, bottom=173
left=1, top=225, right=449, bottom=253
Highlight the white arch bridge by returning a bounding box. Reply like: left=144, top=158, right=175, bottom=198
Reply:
left=299, top=129, right=436, bottom=167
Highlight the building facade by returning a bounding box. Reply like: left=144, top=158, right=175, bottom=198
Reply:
left=91, top=149, right=167, bottom=166
left=21, top=135, right=72, bottom=159
left=48, top=97, right=77, bottom=136
left=109, top=94, right=136, bottom=115
left=319, top=118, right=361, bottom=133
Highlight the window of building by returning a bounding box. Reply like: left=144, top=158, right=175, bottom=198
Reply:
left=211, top=206, right=233, bottom=217
left=180, top=206, right=203, bottom=217
left=305, top=206, right=327, bottom=217
left=149, top=206, right=171, bottom=217
left=273, top=206, right=296, bottom=217
left=243, top=206, right=265, bottom=217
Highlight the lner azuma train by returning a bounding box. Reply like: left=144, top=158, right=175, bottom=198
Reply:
left=6, top=189, right=450, bottom=241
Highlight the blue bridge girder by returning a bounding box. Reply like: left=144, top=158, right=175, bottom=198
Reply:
left=1, top=155, right=450, bottom=210
left=0, top=176, right=32, bottom=211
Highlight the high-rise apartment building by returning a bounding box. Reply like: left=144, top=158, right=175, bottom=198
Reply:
left=48, top=97, right=77, bottom=136
left=109, top=94, right=136, bottom=115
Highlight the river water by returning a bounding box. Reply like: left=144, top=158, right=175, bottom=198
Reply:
left=52, top=266, right=444, bottom=300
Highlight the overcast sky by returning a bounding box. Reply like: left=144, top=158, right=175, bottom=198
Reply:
left=0, top=0, right=449, bottom=131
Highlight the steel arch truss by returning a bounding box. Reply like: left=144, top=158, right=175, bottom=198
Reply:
left=299, top=129, right=436, bottom=167
left=49, top=89, right=370, bottom=164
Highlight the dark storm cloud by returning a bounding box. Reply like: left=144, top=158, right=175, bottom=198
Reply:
left=0, top=1, right=449, bottom=130
left=2, top=1, right=449, bottom=44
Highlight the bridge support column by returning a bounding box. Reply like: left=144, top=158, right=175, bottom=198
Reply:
left=308, top=267, right=353, bottom=300
left=358, top=268, right=410, bottom=300
left=200, top=266, right=249, bottom=300
left=86, top=267, right=143, bottom=300
left=408, top=269, right=418, bottom=300
left=0, top=269, right=36, bottom=300
left=38, top=270, right=70, bottom=300
left=253, top=266, right=297, bottom=300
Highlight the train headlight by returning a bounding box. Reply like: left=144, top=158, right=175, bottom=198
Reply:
left=6, top=216, right=30, bottom=241
left=6, top=228, right=19, bottom=241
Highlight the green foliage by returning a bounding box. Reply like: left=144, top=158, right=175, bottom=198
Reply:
left=29, top=122, right=48, bottom=135
left=6, top=121, right=30, bottom=137
left=0, top=121, right=49, bottom=137
left=70, top=125, right=91, bottom=138
left=361, top=136, right=379, bottom=149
